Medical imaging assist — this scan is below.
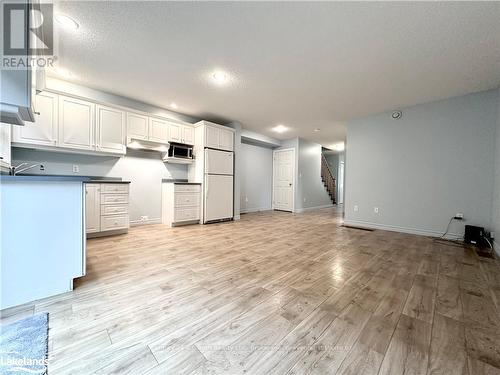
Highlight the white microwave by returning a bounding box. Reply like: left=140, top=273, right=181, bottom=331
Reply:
left=168, top=143, right=193, bottom=159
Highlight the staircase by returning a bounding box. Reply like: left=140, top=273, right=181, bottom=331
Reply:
left=321, top=154, right=337, bottom=204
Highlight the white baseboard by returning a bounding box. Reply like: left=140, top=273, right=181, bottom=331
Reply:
left=295, top=204, right=334, bottom=213
left=342, top=219, right=463, bottom=240
left=240, top=207, right=272, bottom=214
left=130, top=217, right=162, bottom=226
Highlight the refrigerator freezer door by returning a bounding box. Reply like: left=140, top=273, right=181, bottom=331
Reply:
left=205, top=174, right=233, bottom=222
left=205, top=149, right=234, bottom=175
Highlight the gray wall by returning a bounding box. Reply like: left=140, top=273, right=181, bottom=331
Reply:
left=344, top=89, right=498, bottom=238
left=493, top=90, right=500, bottom=254
left=12, top=148, right=187, bottom=224
left=240, top=143, right=273, bottom=213
left=297, top=138, right=333, bottom=211
left=278, top=137, right=333, bottom=212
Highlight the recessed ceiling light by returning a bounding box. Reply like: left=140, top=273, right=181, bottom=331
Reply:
left=55, top=14, right=79, bottom=30
left=170, top=103, right=178, bottom=109
left=212, top=70, right=229, bottom=85
left=314, top=128, right=321, bottom=132
left=272, top=124, right=288, bottom=133
left=330, top=142, right=345, bottom=152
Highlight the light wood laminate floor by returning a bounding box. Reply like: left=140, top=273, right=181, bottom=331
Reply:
left=2, top=208, right=500, bottom=374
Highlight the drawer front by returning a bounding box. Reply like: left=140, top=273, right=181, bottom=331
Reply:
left=174, top=193, right=200, bottom=207
left=174, top=184, right=201, bottom=193
left=101, top=193, right=129, bottom=205
left=174, top=207, right=200, bottom=222
left=101, top=204, right=129, bottom=216
left=101, top=184, right=129, bottom=193
left=101, top=215, right=129, bottom=231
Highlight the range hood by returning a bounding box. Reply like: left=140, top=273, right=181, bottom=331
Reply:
left=127, top=138, right=170, bottom=152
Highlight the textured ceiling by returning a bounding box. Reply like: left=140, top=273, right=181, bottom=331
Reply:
left=51, top=1, right=500, bottom=147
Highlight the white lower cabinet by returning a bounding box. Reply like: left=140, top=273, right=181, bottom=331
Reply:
left=0, top=123, right=12, bottom=169
left=85, top=184, right=101, bottom=233
left=162, top=183, right=201, bottom=227
left=85, top=182, right=130, bottom=236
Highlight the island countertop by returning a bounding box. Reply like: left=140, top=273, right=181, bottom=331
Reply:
left=0, top=175, right=130, bottom=183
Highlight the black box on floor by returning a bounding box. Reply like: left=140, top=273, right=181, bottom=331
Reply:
left=464, top=225, right=484, bottom=245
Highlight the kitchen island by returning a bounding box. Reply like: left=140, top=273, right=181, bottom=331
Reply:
left=0, top=175, right=89, bottom=309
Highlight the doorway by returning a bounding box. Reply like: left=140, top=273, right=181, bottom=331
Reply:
left=272, top=148, right=295, bottom=212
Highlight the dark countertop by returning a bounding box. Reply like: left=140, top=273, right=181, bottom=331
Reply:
left=162, top=178, right=201, bottom=185
left=0, top=174, right=130, bottom=183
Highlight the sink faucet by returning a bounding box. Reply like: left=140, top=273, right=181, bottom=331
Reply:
left=10, top=163, right=42, bottom=175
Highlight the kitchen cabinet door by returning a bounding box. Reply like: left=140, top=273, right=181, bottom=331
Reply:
left=58, top=96, right=95, bottom=151
left=12, top=91, right=58, bottom=147
left=96, top=105, right=126, bottom=154
left=0, top=123, right=11, bottom=168
left=219, top=127, right=234, bottom=151
left=148, top=117, right=169, bottom=143
left=127, top=112, right=148, bottom=140
left=205, top=125, right=219, bottom=149
left=183, top=126, right=194, bottom=145
left=168, top=123, right=182, bottom=143
left=85, top=184, right=101, bottom=233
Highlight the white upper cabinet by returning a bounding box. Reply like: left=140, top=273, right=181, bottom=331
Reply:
left=205, top=125, right=220, bottom=149
left=168, top=123, right=194, bottom=145
left=58, top=95, right=95, bottom=151
left=149, top=117, right=169, bottom=143
left=13, top=92, right=58, bottom=146
left=127, top=112, right=149, bottom=140
left=183, top=126, right=194, bottom=145
left=219, top=127, right=234, bottom=151
left=0, top=123, right=11, bottom=168
left=204, top=123, right=234, bottom=151
left=168, top=123, right=182, bottom=143
left=96, top=105, right=126, bottom=154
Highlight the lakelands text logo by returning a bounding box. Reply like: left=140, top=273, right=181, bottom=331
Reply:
left=2, top=2, right=55, bottom=68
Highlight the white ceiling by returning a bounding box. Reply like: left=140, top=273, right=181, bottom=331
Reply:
left=52, top=1, right=500, bottom=147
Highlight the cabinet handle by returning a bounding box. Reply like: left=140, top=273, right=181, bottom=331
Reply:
left=34, top=111, right=41, bottom=115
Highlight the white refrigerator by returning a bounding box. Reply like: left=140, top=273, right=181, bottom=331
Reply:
left=204, top=148, right=234, bottom=223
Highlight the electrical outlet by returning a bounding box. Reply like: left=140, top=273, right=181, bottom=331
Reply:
left=455, top=213, right=464, bottom=220
left=72, top=165, right=79, bottom=173
left=245, top=196, right=248, bottom=202
left=374, top=207, right=379, bottom=214
left=303, top=197, right=306, bottom=202
left=39, top=164, right=45, bottom=171
left=354, top=205, right=359, bottom=212
left=140, top=215, right=149, bottom=222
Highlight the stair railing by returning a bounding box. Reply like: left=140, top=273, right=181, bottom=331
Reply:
left=321, top=154, right=337, bottom=204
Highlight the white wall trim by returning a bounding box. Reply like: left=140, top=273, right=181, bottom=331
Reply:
left=295, top=204, right=335, bottom=213
left=130, top=217, right=162, bottom=226
left=240, top=207, right=272, bottom=214
left=343, top=219, right=463, bottom=240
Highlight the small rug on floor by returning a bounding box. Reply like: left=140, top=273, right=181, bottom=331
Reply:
left=0, top=313, right=48, bottom=375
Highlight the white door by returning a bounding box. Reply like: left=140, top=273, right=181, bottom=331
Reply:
left=205, top=149, right=233, bottom=175
left=0, top=124, right=11, bottom=168
left=85, top=184, right=100, bottom=233
left=127, top=112, right=148, bottom=140
left=96, top=105, right=125, bottom=154
left=219, top=128, right=234, bottom=151
left=205, top=125, right=219, bottom=149
left=168, top=123, right=182, bottom=143
left=58, top=95, right=95, bottom=150
left=183, top=126, right=194, bottom=145
left=13, top=91, right=58, bottom=146
left=205, top=174, right=233, bottom=222
left=149, top=117, right=169, bottom=143
left=273, top=148, right=295, bottom=212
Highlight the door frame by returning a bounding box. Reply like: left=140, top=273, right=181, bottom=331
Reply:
left=272, top=147, right=295, bottom=213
